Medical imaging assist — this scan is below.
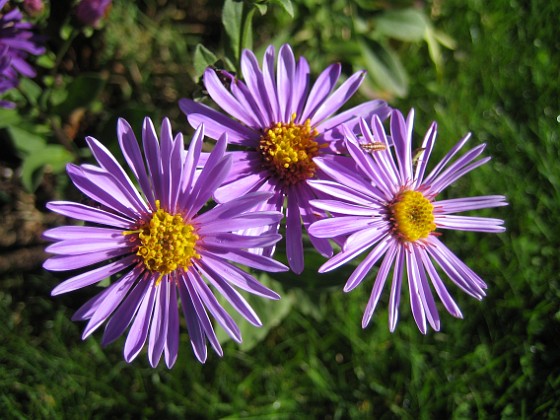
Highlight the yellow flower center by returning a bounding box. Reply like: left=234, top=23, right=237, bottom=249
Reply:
left=390, top=190, right=436, bottom=242
left=124, top=200, right=200, bottom=284
left=259, top=113, right=322, bottom=186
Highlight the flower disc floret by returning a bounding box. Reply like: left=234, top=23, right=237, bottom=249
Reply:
left=259, top=114, right=321, bottom=186
left=126, top=200, right=200, bottom=281
left=390, top=190, right=436, bottom=242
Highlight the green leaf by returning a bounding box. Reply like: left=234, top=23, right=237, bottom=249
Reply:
left=6, top=126, right=46, bottom=155
left=272, top=0, right=294, bottom=17
left=20, top=145, right=74, bottom=192
left=359, top=40, right=408, bottom=98
left=18, top=78, right=43, bottom=107
left=222, top=0, right=244, bottom=63
left=374, top=8, right=429, bottom=42
left=193, top=44, right=218, bottom=78
left=0, top=108, right=22, bottom=128
left=222, top=0, right=255, bottom=68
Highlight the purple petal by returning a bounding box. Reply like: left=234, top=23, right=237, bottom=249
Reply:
left=388, top=245, right=404, bottom=332
left=165, top=284, right=180, bottom=368
left=261, top=45, right=281, bottom=122
left=301, top=63, right=341, bottom=122
left=361, top=243, right=398, bottom=328
left=344, top=237, right=391, bottom=292
left=179, top=99, right=259, bottom=145
left=205, top=67, right=258, bottom=126
left=86, top=136, right=148, bottom=213
left=142, top=117, right=164, bottom=206
left=182, top=272, right=223, bottom=356
left=117, top=118, right=156, bottom=208
left=436, top=215, right=506, bottom=233
left=309, top=216, right=377, bottom=238
left=50, top=255, right=137, bottom=295
left=286, top=191, right=304, bottom=273
left=311, top=70, right=366, bottom=126
left=81, top=266, right=142, bottom=338
left=277, top=44, right=296, bottom=122
left=199, top=254, right=280, bottom=300
left=201, top=248, right=287, bottom=273
left=45, top=236, right=129, bottom=255
left=198, top=260, right=262, bottom=327
left=177, top=274, right=208, bottom=362
left=309, top=199, right=379, bottom=216
left=148, top=280, right=169, bottom=367
left=46, top=201, right=134, bottom=229
left=418, top=250, right=463, bottom=318
left=123, top=282, right=157, bottom=363
left=406, top=248, right=427, bottom=334
left=43, top=225, right=123, bottom=241
left=435, top=195, right=508, bottom=213
left=102, top=274, right=151, bottom=346
left=44, top=247, right=132, bottom=272
left=190, top=268, right=242, bottom=342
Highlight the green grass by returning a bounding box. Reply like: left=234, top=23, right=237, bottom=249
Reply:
left=1, top=0, right=559, bottom=418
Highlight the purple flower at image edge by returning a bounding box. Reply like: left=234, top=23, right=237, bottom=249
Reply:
left=43, top=118, right=287, bottom=367
left=0, top=0, right=45, bottom=106
left=308, top=109, right=507, bottom=333
left=74, top=0, right=112, bottom=27
left=179, top=43, right=391, bottom=274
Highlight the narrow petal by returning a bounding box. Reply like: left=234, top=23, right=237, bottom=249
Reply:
left=50, top=255, right=137, bottom=296
left=286, top=191, right=304, bottom=273
left=148, top=280, right=169, bottom=367
left=164, top=284, right=180, bottom=368
left=436, top=215, right=506, bottom=233
left=301, top=63, right=341, bottom=121
left=179, top=99, right=259, bottom=145
left=46, top=201, right=134, bottom=229
left=406, top=248, right=427, bottom=334
left=43, top=225, right=123, bottom=241
left=277, top=44, right=296, bottom=121
left=102, top=274, right=151, bottom=346
left=86, top=136, right=148, bottom=213
left=124, top=282, right=157, bottom=363
left=361, top=243, right=398, bottom=328
left=388, top=245, right=404, bottom=332
left=183, top=272, right=223, bottom=356
left=117, top=118, right=156, bottom=208
left=82, top=265, right=142, bottom=338
left=344, top=237, right=391, bottom=292
left=198, top=261, right=262, bottom=328
left=435, top=195, right=508, bottom=214
left=199, top=254, right=280, bottom=300
left=177, top=275, right=208, bottom=362
left=44, top=248, right=132, bottom=272
left=310, top=70, right=366, bottom=125
left=309, top=216, right=377, bottom=238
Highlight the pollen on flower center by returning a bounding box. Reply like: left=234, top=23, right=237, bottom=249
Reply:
left=259, top=113, right=322, bottom=186
left=390, top=190, right=436, bottom=242
left=124, top=200, right=200, bottom=283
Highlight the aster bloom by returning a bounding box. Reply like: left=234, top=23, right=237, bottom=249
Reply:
left=308, top=109, right=507, bottom=333
left=179, top=44, right=391, bottom=273
left=74, top=0, right=112, bottom=27
left=44, top=117, right=287, bottom=367
left=0, top=0, right=45, bottom=80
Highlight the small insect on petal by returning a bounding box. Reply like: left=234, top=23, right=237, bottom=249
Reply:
left=360, top=142, right=387, bottom=153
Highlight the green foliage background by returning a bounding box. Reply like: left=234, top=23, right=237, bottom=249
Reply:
left=1, top=0, right=559, bottom=418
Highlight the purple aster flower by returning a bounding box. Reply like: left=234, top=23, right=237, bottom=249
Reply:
left=307, top=109, right=507, bottom=333
left=0, top=0, right=45, bottom=106
left=43, top=117, right=287, bottom=367
left=74, top=0, right=112, bottom=27
left=179, top=44, right=391, bottom=273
